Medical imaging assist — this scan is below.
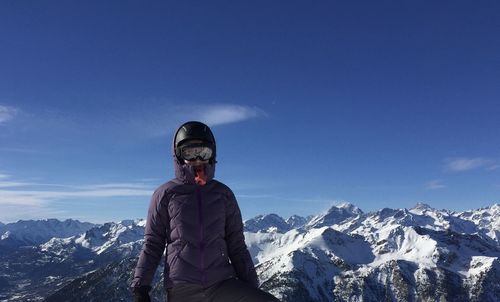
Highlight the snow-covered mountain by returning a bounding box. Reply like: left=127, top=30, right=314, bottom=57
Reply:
left=244, top=213, right=314, bottom=233
left=244, top=213, right=292, bottom=233
left=0, top=219, right=145, bottom=301
left=1, top=203, right=499, bottom=302
left=37, top=219, right=146, bottom=262
left=306, top=202, right=363, bottom=229
left=253, top=203, right=500, bottom=301
left=243, top=202, right=365, bottom=234
left=44, top=257, right=166, bottom=302
left=0, top=219, right=95, bottom=243
left=286, top=215, right=311, bottom=229
left=0, top=219, right=95, bottom=255
left=455, top=203, right=500, bottom=243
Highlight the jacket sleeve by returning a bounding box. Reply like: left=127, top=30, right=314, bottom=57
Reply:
left=225, top=189, right=259, bottom=288
left=131, top=188, right=170, bottom=288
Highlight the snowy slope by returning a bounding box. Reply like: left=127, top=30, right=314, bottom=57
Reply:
left=332, top=227, right=500, bottom=302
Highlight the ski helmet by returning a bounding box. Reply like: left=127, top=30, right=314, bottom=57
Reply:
left=174, top=121, right=216, bottom=163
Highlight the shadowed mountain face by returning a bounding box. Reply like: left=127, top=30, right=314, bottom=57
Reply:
left=1, top=203, right=499, bottom=302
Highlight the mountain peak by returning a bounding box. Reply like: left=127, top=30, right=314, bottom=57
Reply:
left=337, top=201, right=354, bottom=208
left=285, top=215, right=309, bottom=229
left=307, top=202, right=363, bottom=228
left=412, top=202, right=433, bottom=210
left=409, top=202, right=435, bottom=215
left=489, top=203, right=500, bottom=211
left=118, top=219, right=135, bottom=227
left=244, top=213, right=289, bottom=233
left=330, top=202, right=363, bottom=215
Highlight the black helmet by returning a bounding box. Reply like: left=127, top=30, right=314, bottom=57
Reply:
left=174, top=121, right=216, bottom=163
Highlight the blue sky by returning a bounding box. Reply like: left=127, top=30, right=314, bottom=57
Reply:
left=1, top=1, right=499, bottom=223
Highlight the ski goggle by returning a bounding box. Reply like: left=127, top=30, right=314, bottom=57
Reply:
left=179, top=143, right=214, bottom=161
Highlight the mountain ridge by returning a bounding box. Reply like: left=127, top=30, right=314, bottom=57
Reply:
left=1, top=202, right=499, bottom=301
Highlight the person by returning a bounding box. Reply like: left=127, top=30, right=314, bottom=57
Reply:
left=131, top=121, right=280, bottom=302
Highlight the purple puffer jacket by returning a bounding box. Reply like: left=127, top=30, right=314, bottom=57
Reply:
left=131, top=158, right=258, bottom=290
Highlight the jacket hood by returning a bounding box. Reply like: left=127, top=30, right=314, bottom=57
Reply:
left=174, top=157, right=215, bottom=185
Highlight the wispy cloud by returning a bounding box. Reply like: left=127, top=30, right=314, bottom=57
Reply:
left=1, top=102, right=266, bottom=143
left=195, top=105, right=266, bottom=126
left=78, top=183, right=153, bottom=190
left=0, top=174, right=154, bottom=221
left=487, top=164, right=500, bottom=171
left=139, top=103, right=267, bottom=137
left=0, top=105, right=18, bottom=124
left=0, top=187, right=152, bottom=206
left=425, top=179, right=447, bottom=190
left=0, top=181, right=34, bottom=188
left=444, top=157, right=497, bottom=172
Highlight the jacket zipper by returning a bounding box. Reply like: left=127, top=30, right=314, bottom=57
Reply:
left=197, top=187, right=205, bottom=285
